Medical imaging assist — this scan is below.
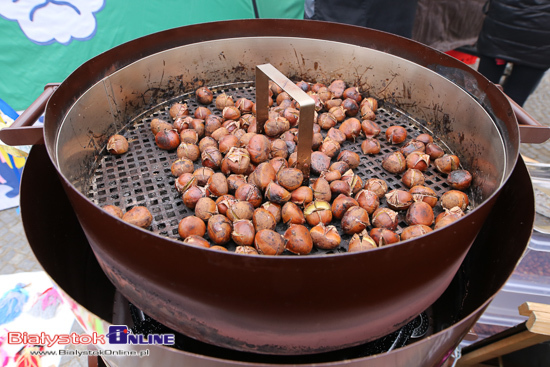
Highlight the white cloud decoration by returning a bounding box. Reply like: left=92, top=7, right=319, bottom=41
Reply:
left=0, top=0, right=105, bottom=45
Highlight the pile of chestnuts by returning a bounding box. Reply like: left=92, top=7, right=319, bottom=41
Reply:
left=103, top=78, right=473, bottom=256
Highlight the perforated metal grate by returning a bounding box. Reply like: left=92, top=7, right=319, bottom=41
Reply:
left=87, top=81, right=462, bottom=254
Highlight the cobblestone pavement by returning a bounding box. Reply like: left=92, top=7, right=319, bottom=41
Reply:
left=0, top=69, right=548, bottom=366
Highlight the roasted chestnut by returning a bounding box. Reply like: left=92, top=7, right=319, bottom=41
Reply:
left=330, top=161, right=350, bottom=175
left=201, top=147, right=223, bottom=170
left=277, top=167, right=304, bottom=191
left=175, top=173, right=197, bottom=194
left=401, top=225, right=433, bottom=240
left=252, top=207, right=277, bottom=231
left=122, top=206, right=153, bottom=229
left=405, top=201, right=434, bottom=226
left=361, top=119, right=381, bottom=137
left=400, top=140, right=425, bottom=156
left=341, top=206, right=370, bottom=235
left=425, top=142, right=445, bottom=160
left=194, top=197, right=218, bottom=221
left=319, top=138, right=341, bottom=158
left=361, top=138, right=381, bottom=154
left=262, top=202, right=282, bottom=223
left=365, top=178, right=388, bottom=199
left=193, top=167, right=214, bottom=186
left=434, top=154, right=460, bottom=174
left=215, top=195, right=235, bottom=216
left=415, top=133, right=433, bottom=145
left=401, top=168, right=426, bottom=188
left=270, top=139, right=289, bottom=159
left=107, top=134, right=129, bottom=155
left=348, top=231, right=377, bottom=252
left=310, top=151, right=331, bottom=174
left=311, top=177, right=332, bottom=202
left=434, top=207, right=465, bottom=230
left=371, top=207, right=398, bottom=230
left=194, top=106, right=212, bottom=120
left=206, top=172, right=228, bottom=197
left=205, top=115, right=223, bottom=137
left=284, top=224, right=313, bottom=255
left=103, top=205, right=123, bottom=218
left=332, top=194, right=360, bottom=219
left=225, top=147, right=251, bottom=174
left=382, top=151, right=406, bottom=174
left=234, top=245, right=258, bottom=255
left=409, top=185, right=438, bottom=207
left=178, top=215, right=206, bottom=239
left=155, top=129, right=180, bottom=150
left=291, top=186, right=314, bottom=207
left=406, top=152, right=430, bottom=171
left=182, top=185, right=206, bottom=209
left=171, top=158, right=194, bottom=177
left=341, top=170, right=364, bottom=194
left=169, top=103, right=189, bottom=120
left=235, top=183, right=263, bottom=207
left=196, top=86, right=214, bottom=104
left=304, top=200, right=333, bottom=226
left=339, top=118, right=362, bottom=140
left=342, top=98, right=359, bottom=116
left=282, top=201, right=306, bottom=225
left=310, top=224, right=341, bottom=250
left=441, top=190, right=469, bottom=211
left=337, top=150, right=360, bottom=170
left=318, top=112, right=338, bottom=130
left=330, top=180, right=352, bottom=197
left=231, top=219, right=256, bottom=247
left=247, top=134, right=271, bottom=164
left=176, top=143, right=200, bottom=161
left=207, top=214, right=232, bottom=245
left=385, top=126, right=407, bottom=144
left=218, top=134, right=239, bottom=154
left=227, top=174, right=247, bottom=194
left=370, top=228, right=400, bottom=246
left=174, top=115, right=193, bottom=133
left=359, top=104, right=376, bottom=121
left=385, top=189, right=413, bottom=211
left=183, top=235, right=210, bottom=248
left=254, top=229, right=285, bottom=256
left=264, top=181, right=291, bottom=204
left=150, top=118, right=174, bottom=135
left=447, top=170, right=473, bottom=190
left=215, top=93, right=234, bottom=110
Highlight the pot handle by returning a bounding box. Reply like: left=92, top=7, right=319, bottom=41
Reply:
left=507, top=96, right=550, bottom=144
left=0, top=83, right=59, bottom=146
left=255, top=64, right=315, bottom=181
left=495, top=85, right=550, bottom=144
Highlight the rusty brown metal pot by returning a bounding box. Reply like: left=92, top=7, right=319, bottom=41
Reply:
left=2, top=19, right=547, bottom=354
